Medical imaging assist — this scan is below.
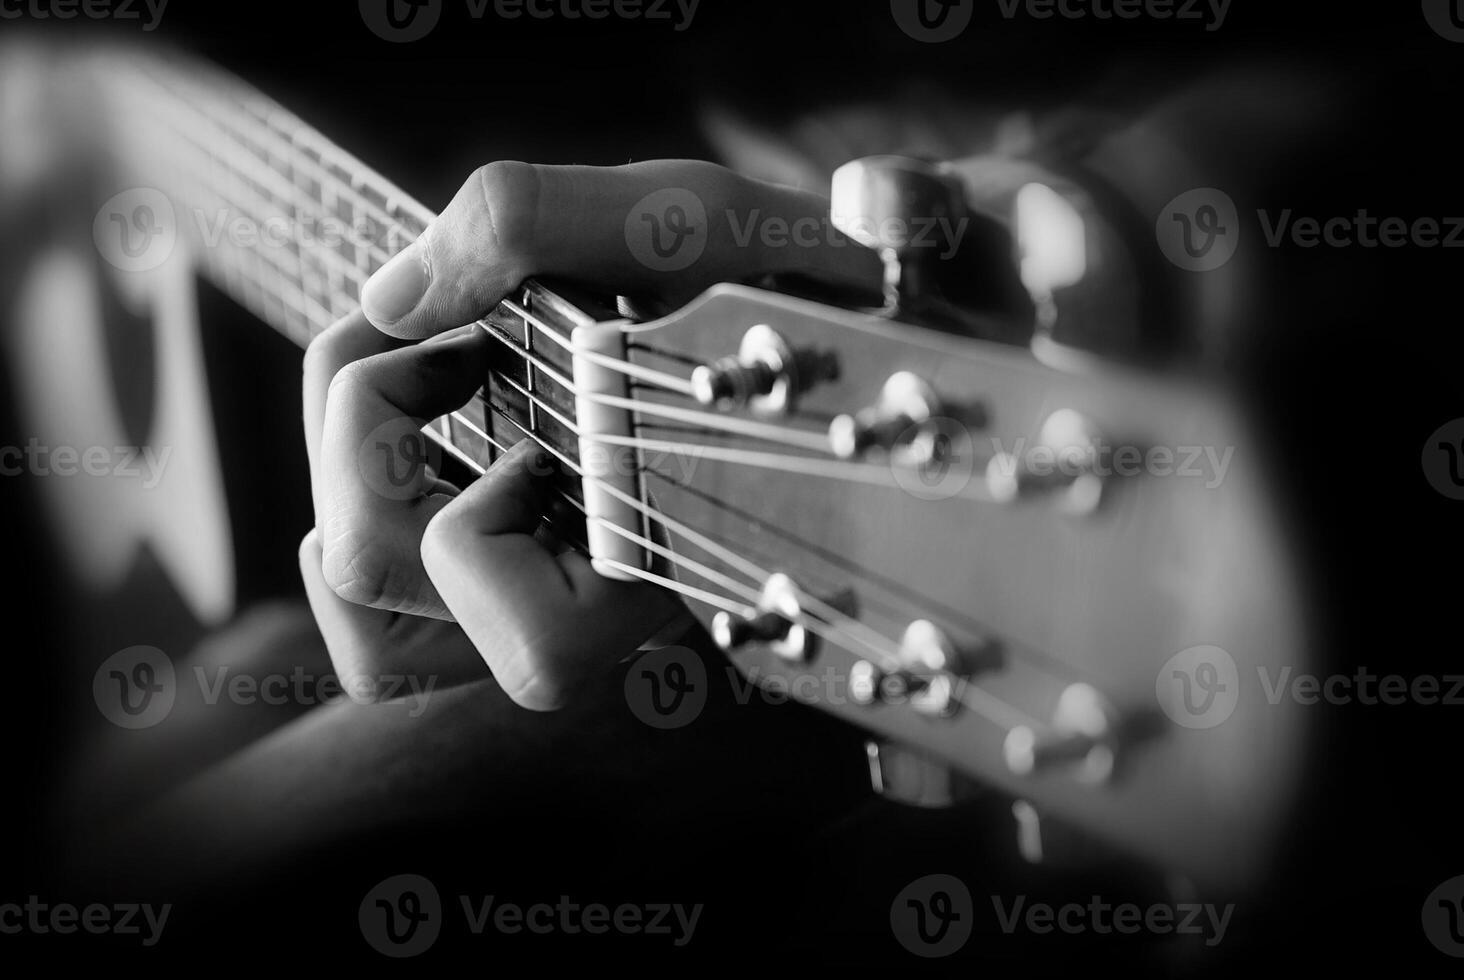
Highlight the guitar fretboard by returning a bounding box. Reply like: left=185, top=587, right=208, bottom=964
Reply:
left=103, top=54, right=608, bottom=526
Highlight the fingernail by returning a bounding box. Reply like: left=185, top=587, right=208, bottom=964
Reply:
left=361, top=239, right=430, bottom=326
left=424, top=323, right=480, bottom=345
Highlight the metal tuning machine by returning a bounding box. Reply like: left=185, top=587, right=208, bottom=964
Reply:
left=984, top=407, right=1107, bottom=515
left=690, top=324, right=839, bottom=416
left=828, top=371, right=985, bottom=472
left=850, top=619, right=1001, bottom=718
left=710, top=573, right=815, bottom=664
left=1003, top=682, right=1120, bottom=785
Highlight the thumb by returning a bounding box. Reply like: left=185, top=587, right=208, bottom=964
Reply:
left=359, top=159, right=882, bottom=340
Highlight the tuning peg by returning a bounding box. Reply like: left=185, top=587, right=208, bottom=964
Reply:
left=849, top=621, right=1000, bottom=718
left=831, top=155, right=970, bottom=315
left=829, top=371, right=936, bottom=460
left=1003, top=682, right=1119, bottom=785
left=984, top=408, right=1106, bottom=514
left=690, top=324, right=838, bottom=416
left=711, top=572, right=814, bottom=663
left=829, top=372, right=985, bottom=472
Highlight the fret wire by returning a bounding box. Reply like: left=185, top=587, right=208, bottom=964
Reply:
left=135, top=62, right=696, bottom=401
left=111, top=58, right=1057, bottom=723
left=468, top=320, right=843, bottom=458
left=435, top=414, right=763, bottom=621
left=135, top=121, right=390, bottom=293
left=122, top=58, right=698, bottom=408
left=117, top=73, right=417, bottom=296
left=422, top=426, right=584, bottom=549
left=501, top=299, right=694, bottom=397
left=459, top=402, right=996, bottom=706
left=178, top=138, right=851, bottom=468
left=99, top=123, right=369, bottom=331
left=119, top=60, right=794, bottom=609
left=129, top=62, right=428, bottom=244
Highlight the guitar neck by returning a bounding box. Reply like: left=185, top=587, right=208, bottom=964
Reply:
left=103, top=53, right=613, bottom=521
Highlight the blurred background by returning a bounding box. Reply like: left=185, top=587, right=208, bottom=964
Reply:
left=0, top=0, right=1461, bottom=971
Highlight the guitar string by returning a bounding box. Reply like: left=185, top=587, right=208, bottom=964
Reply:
left=155, top=132, right=1001, bottom=500
left=193, top=239, right=934, bottom=688
left=136, top=109, right=897, bottom=469
left=115, top=58, right=1049, bottom=732
left=147, top=131, right=1014, bottom=669
left=428, top=418, right=1040, bottom=733
left=157, top=143, right=1030, bottom=688
left=123, top=65, right=701, bottom=395
left=440, top=387, right=1041, bottom=735
left=121, top=62, right=941, bottom=463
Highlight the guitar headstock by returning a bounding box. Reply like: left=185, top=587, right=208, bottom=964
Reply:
left=612, top=281, right=1306, bottom=893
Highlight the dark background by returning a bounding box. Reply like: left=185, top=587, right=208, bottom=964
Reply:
left=1, top=0, right=1461, bottom=972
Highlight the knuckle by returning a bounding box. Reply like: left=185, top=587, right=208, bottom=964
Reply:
left=471, top=160, right=542, bottom=265
left=320, top=528, right=397, bottom=608
left=302, top=327, right=344, bottom=386
left=324, top=356, right=373, bottom=405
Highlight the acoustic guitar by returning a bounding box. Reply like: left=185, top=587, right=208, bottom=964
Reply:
left=6, top=44, right=1306, bottom=896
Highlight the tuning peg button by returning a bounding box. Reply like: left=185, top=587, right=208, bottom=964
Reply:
left=1003, top=682, right=1118, bottom=785
left=832, top=155, right=970, bottom=314
left=985, top=408, right=1106, bottom=514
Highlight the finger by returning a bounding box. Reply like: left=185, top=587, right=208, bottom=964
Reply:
left=421, top=440, right=683, bottom=711
left=302, top=309, right=406, bottom=527
left=317, top=322, right=492, bottom=617
left=298, top=530, right=489, bottom=700
left=359, top=159, right=885, bottom=339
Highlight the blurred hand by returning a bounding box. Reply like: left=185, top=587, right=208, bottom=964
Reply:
left=300, top=159, right=880, bottom=710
